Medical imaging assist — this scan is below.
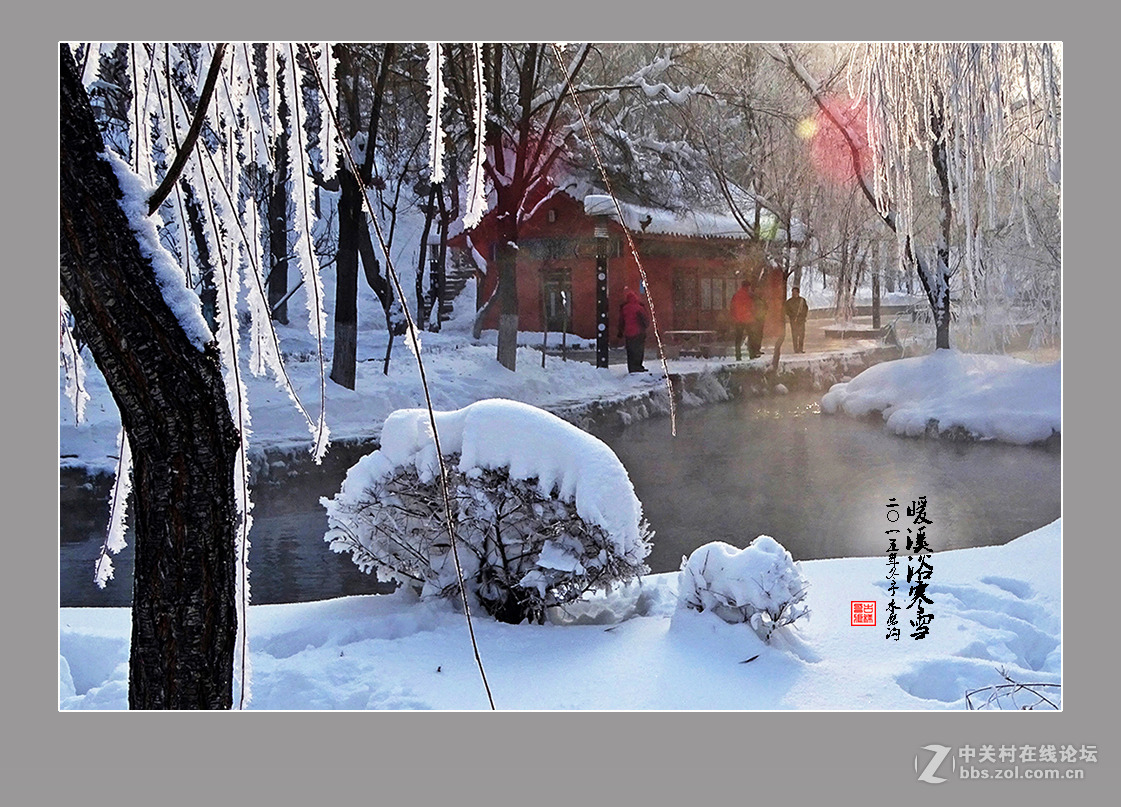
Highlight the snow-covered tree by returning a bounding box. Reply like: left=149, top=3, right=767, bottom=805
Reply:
left=438, top=44, right=589, bottom=370
left=60, top=41, right=341, bottom=707
left=772, top=43, right=1061, bottom=349
left=441, top=43, right=714, bottom=370
left=60, top=44, right=240, bottom=708
left=326, top=43, right=418, bottom=387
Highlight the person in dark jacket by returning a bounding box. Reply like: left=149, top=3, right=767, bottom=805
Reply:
left=783, top=285, right=810, bottom=353
left=747, top=280, right=767, bottom=359
left=729, top=280, right=753, bottom=361
left=617, top=287, right=649, bottom=373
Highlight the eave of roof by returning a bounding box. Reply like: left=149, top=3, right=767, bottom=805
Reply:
left=583, top=194, right=756, bottom=241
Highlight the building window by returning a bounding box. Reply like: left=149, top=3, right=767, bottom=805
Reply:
left=699, top=277, right=714, bottom=310
left=699, top=276, right=739, bottom=312
left=542, top=268, right=572, bottom=332
left=673, top=271, right=699, bottom=313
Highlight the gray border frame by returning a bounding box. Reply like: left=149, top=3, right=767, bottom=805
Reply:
left=27, top=4, right=1110, bottom=802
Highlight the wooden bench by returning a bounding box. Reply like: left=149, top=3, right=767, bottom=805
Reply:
left=663, top=330, right=719, bottom=358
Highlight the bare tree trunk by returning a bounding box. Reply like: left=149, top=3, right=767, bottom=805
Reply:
left=59, top=44, right=238, bottom=709
left=267, top=172, right=289, bottom=323
left=357, top=220, right=401, bottom=334
left=415, top=182, right=438, bottom=326
left=430, top=187, right=449, bottom=332
left=490, top=47, right=521, bottom=373
left=331, top=43, right=402, bottom=383
left=267, top=54, right=292, bottom=324
left=331, top=167, right=361, bottom=389
left=495, top=227, right=519, bottom=371
left=929, top=87, right=954, bottom=350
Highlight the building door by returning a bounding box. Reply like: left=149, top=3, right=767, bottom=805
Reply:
left=672, top=270, right=699, bottom=330
left=542, top=268, right=572, bottom=333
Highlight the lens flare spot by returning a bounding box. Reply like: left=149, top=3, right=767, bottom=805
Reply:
left=795, top=117, right=818, bottom=140
left=805, top=94, right=873, bottom=186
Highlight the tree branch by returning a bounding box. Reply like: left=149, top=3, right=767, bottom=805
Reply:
left=147, top=43, right=228, bottom=216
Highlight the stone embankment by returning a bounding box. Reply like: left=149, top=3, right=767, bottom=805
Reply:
left=552, top=345, right=903, bottom=436
left=61, top=344, right=903, bottom=495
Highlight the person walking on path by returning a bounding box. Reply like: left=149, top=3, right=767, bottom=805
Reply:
left=618, top=287, right=649, bottom=373
left=729, top=279, right=754, bottom=361
left=747, top=279, right=768, bottom=359
left=783, top=285, right=809, bottom=353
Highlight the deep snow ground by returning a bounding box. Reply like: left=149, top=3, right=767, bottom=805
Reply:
left=60, top=519, right=1060, bottom=710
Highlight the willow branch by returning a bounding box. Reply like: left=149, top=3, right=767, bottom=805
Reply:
left=147, top=43, right=228, bottom=216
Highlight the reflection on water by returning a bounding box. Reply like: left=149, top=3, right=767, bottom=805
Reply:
left=59, top=447, right=393, bottom=608
left=604, top=393, right=1060, bottom=573
left=60, top=392, right=1060, bottom=606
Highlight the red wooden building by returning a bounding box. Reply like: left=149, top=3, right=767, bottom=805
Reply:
left=449, top=181, right=792, bottom=348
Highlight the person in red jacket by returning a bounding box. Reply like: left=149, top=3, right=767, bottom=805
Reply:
left=617, top=287, right=649, bottom=373
left=747, top=279, right=768, bottom=359
left=729, top=279, right=754, bottom=361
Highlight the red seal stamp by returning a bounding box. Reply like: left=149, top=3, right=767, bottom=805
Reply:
left=851, top=600, right=877, bottom=626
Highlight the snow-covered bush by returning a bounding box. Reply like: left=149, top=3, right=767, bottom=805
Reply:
left=322, top=399, right=653, bottom=624
left=677, top=537, right=809, bottom=642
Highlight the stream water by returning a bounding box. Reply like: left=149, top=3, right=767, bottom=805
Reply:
left=59, top=392, right=1060, bottom=607
left=604, top=393, right=1060, bottom=574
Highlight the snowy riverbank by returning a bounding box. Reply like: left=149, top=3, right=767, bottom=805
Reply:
left=61, top=314, right=904, bottom=475
left=61, top=518, right=1060, bottom=710
left=59, top=316, right=1062, bottom=710
left=822, top=349, right=1061, bottom=445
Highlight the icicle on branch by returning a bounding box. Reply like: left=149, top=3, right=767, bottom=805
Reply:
left=94, top=429, right=132, bottom=589
left=427, top=42, right=447, bottom=184
left=286, top=43, right=331, bottom=463
left=177, top=61, right=314, bottom=432
left=317, top=43, right=337, bottom=180
left=188, top=92, right=254, bottom=708
left=151, top=44, right=195, bottom=287
left=59, top=296, right=89, bottom=427
left=464, top=43, right=489, bottom=229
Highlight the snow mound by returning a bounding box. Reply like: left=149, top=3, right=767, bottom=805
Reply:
left=821, top=350, right=1060, bottom=444
left=677, top=536, right=810, bottom=641
left=332, top=398, right=647, bottom=556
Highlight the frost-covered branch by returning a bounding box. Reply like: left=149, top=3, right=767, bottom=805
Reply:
left=463, top=44, right=489, bottom=229
left=93, top=429, right=132, bottom=589
left=59, top=297, right=89, bottom=426
left=286, top=43, right=330, bottom=462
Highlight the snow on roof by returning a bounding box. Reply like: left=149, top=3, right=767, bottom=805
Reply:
left=583, top=193, right=801, bottom=242
left=583, top=194, right=751, bottom=240
left=452, top=168, right=803, bottom=243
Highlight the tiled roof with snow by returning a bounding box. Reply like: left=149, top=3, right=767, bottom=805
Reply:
left=583, top=194, right=779, bottom=242
left=451, top=175, right=804, bottom=244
